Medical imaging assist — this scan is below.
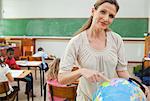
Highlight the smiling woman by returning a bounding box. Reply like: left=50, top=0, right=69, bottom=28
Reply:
left=57, top=0, right=137, bottom=101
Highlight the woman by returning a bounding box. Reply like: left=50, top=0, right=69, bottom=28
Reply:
left=58, top=0, right=149, bottom=100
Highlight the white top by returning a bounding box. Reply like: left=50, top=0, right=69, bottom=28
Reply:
left=59, top=31, right=127, bottom=100
left=144, top=57, right=150, bottom=61
left=0, top=64, right=14, bottom=97
left=33, top=51, right=48, bottom=69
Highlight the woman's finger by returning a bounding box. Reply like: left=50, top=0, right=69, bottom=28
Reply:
left=98, top=73, right=110, bottom=82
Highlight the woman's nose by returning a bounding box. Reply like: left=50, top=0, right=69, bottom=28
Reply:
left=103, top=14, right=109, bottom=22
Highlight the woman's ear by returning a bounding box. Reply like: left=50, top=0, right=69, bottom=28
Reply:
left=91, top=7, right=95, bottom=17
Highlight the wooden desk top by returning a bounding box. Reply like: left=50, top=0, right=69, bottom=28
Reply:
left=16, top=60, right=42, bottom=67
left=11, top=70, right=31, bottom=79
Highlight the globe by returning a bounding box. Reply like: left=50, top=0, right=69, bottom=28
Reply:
left=93, top=78, right=146, bottom=101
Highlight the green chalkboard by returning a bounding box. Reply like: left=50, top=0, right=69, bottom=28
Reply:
left=110, top=18, right=148, bottom=38
left=0, top=18, right=148, bottom=38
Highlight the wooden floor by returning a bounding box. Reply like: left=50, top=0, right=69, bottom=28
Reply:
left=11, top=63, right=150, bottom=101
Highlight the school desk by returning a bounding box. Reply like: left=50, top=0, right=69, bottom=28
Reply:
left=11, top=70, right=33, bottom=101
left=16, top=60, right=43, bottom=96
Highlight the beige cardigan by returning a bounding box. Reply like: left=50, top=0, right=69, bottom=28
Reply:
left=59, top=31, right=127, bottom=101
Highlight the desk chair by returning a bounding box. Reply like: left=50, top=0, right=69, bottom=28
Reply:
left=28, top=56, right=42, bottom=61
left=44, top=83, right=77, bottom=101
left=0, top=81, right=19, bottom=101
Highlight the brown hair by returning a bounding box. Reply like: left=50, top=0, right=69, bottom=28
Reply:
left=75, top=0, right=119, bottom=35
left=46, top=58, right=60, bottom=80
left=0, top=52, right=6, bottom=67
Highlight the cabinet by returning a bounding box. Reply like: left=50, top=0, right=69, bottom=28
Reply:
left=22, top=39, right=35, bottom=56
left=144, top=35, right=150, bottom=68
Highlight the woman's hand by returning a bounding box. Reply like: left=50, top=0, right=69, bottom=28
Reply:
left=80, top=68, right=110, bottom=83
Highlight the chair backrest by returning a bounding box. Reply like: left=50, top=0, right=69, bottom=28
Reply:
left=0, top=81, right=9, bottom=94
left=28, top=56, right=42, bottom=61
left=19, top=56, right=29, bottom=60
left=48, top=84, right=77, bottom=101
left=25, top=51, right=33, bottom=56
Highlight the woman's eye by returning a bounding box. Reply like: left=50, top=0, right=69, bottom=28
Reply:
left=100, top=10, right=106, bottom=14
left=109, top=14, right=114, bottom=19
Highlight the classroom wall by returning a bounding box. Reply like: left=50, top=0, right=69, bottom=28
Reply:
left=1, top=0, right=148, bottom=18
left=0, top=0, right=2, bottom=18
left=35, top=39, right=69, bottom=58
left=2, top=0, right=93, bottom=18
left=1, top=0, right=149, bottom=62
left=35, top=39, right=144, bottom=62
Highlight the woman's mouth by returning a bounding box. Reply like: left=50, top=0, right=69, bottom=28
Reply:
left=100, top=22, right=107, bottom=27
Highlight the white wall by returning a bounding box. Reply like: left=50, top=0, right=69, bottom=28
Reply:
left=124, top=41, right=144, bottom=62
left=2, top=0, right=94, bottom=18
left=2, top=0, right=148, bottom=18
left=0, top=0, right=2, bottom=18
left=117, top=0, right=148, bottom=17
left=35, top=39, right=69, bottom=57
left=35, top=39, right=144, bottom=62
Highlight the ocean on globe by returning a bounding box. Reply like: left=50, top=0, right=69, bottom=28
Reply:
left=93, top=78, right=146, bottom=101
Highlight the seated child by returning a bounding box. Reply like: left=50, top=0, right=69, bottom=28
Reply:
left=5, top=48, right=20, bottom=70
left=0, top=53, right=18, bottom=97
left=46, top=58, right=66, bottom=101
left=33, top=47, right=55, bottom=71
left=5, top=47, right=35, bottom=97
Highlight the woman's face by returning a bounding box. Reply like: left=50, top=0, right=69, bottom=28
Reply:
left=92, top=2, right=117, bottom=30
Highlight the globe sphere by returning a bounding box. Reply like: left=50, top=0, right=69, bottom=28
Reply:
left=93, top=78, right=146, bottom=101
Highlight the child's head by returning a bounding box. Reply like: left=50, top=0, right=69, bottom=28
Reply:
left=38, top=47, right=44, bottom=52
left=6, top=48, right=14, bottom=59
left=46, top=58, right=60, bottom=80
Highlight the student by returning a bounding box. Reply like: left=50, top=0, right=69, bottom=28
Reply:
left=0, top=53, right=18, bottom=97
left=46, top=58, right=66, bottom=101
left=33, top=47, right=54, bottom=71
left=58, top=0, right=149, bottom=100
left=5, top=48, right=20, bottom=70
left=5, top=47, right=35, bottom=97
